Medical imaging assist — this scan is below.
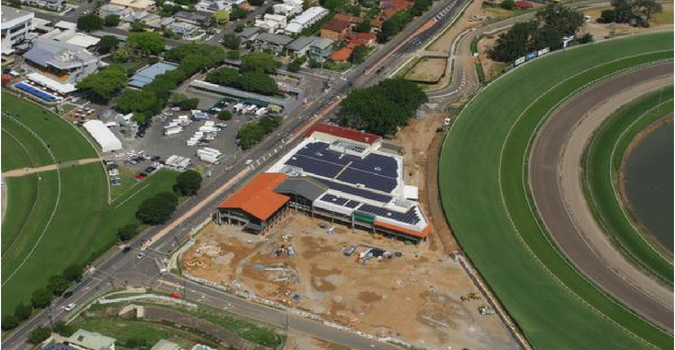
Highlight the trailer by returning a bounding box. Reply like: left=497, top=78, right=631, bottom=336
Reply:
left=164, top=126, right=183, bottom=136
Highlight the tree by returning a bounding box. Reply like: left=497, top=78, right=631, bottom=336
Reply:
left=163, top=28, right=176, bottom=38
left=221, top=34, right=240, bottom=49
left=137, top=192, right=178, bottom=225
left=230, top=7, right=248, bottom=20
left=349, top=45, right=368, bottom=64
left=211, top=9, right=229, bottom=26
left=535, top=4, right=583, bottom=35
left=132, top=113, right=147, bottom=125
left=600, top=9, right=616, bottom=22
left=354, top=20, right=371, bottom=33
left=1, top=315, right=18, bottom=331
left=14, top=304, right=32, bottom=321
left=116, top=90, right=159, bottom=114
left=117, top=223, right=138, bottom=241
left=340, top=78, right=427, bottom=135
left=97, top=35, right=120, bottom=53
left=46, top=275, right=70, bottom=295
left=577, top=33, right=593, bottom=43
left=218, top=110, right=232, bottom=120
left=112, top=46, right=132, bottom=62
left=28, top=326, right=51, bottom=344
left=234, top=23, right=245, bottom=32
left=104, top=14, right=120, bottom=27
left=31, top=288, right=53, bottom=308
left=287, top=60, right=301, bottom=72
left=227, top=50, right=241, bottom=60
left=128, top=32, right=165, bottom=56
left=63, top=264, right=83, bottom=282
left=130, top=21, right=146, bottom=32
left=176, top=170, right=202, bottom=195
left=77, top=65, right=127, bottom=102
left=500, top=0, right=515, bottom=10
left=53, top=321, right=75, bottom=337
left=77, top=14, right=103, bottom=31
left=240, top=52, right=280, bottom=74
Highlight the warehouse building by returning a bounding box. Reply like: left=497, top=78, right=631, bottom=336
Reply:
left=83, top=120, right=123, bottom=153
left=217, top=124, right=432, bottom=242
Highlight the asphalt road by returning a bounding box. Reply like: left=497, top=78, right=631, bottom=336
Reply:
left=1, top=0, right=471, bottom=347
left=529, top=63, right=674, bottom=331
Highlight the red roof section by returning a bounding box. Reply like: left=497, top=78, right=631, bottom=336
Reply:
left=331, top=46, right=353, bottom=61
left=218, top=173, right=289, bottom=221
left=321, top=18, right=351, bottom=32
left=347, top=32, right=376, bottom=46
left=306, top=123, right=382, bottom=145
left=515, top=1, right=533, bottom=7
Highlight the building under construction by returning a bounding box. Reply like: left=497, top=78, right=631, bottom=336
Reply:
left=216, top=124, right=432, bottom=243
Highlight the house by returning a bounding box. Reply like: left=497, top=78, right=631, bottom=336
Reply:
left=23, top=38, right=102, bottom=93
left=333, top=13, right=362, bottom=26
left=252, top=32, right=293, bottom=54
left=1, top=6, right=34, bottom=55
left=167, top=21, right=203, bottom=40
left=142, top=13, right=163, bottom=30
left=98, top=4, right=131, bottom=18
left=380, top=0, right=413, bottom=12
left=17, top=0, right=65, bottom=11
left=174, top=11, right=210, bottom=26
left=287, top=35, right=318, bottom=57
left=66, top=330, right=116, bottom=350
left=284, top=6, right=328, bottom=35
left=330, top=46, right=352, bottom=63
left=320, top=18, right=350, bottom=41
left=237, top=26, right=263, bottom=42
left=346, top=32, right=376, bottom=46
left=47, top=29, right=101, bottom=48
left=254, top=13, right=287, bottom=32
left=196, top=0, right=242, bottom=12
left=110, top=0, right=157, bottom=12
left=273, top=0, right=303, bottom=16
left=308, top=37, right=333, bottom=62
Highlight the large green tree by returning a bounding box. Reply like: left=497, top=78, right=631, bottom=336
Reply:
left=104, top=14, right=120, bottom=27
left=77, top=14, right=103, bottom=31
left=137, top=192, right=178, bottom=225
left=30, top=288, right=52, bottom=308
left=128, top=32, right=165, bottom=56
left=28, top=327, right=51, bottom=344
left=76, top=65, right=127, bottom=103
left=175, top=170, right=202, bottom=195
left=97, top=35, right=120, bottom=54
left=241, top=52, right=280, bottom=74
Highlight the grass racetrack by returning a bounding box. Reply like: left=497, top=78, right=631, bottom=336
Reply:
left=439, top=32, right=674, bottom=350
left=584, top=88, right=674, bottom=285
left=1, top=93, right=179, bottom=317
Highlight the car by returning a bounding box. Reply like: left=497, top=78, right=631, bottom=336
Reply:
left=63, top=290, right=73, bottom=299
left=137, top=252, right=145, bottom=259
left=134, top=174, right=146, bottom=180
left=123, top=246, right=132, bottom=253
left=64, top=303, right=76, bottom=311
left=245, top=159, right=253, bottom=165
left=151, top=156, right=161, bottom=161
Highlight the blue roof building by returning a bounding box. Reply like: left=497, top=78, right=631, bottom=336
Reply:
left=129, top=62, right=179, bottom=88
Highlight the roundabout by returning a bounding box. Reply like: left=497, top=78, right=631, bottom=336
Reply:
left=439, top=32, right=673, bottom=350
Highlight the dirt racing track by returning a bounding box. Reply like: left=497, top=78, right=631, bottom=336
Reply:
left=529, top=63, right=674, bottom=330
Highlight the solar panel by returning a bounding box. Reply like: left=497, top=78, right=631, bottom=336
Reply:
left=357, top=204, right=421, bottom=225
left=320, top=193, right=348, bottom=206
left=286, top=155, right=343, bottom=178
left=336, top=168, right=397, bottom=193
left=345, top=200, right=360, bottom=208
left=313, top=178, right=392, bottom=203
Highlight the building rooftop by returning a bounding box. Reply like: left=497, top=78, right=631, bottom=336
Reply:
left=24, top=38, right=98, bottom=70
left=331, top=46, right=352, bottom=61
left=306, top=123, right=381, bottom=145
left=219, top=173, right=290, bottom=221
left=174, top=10, right=209, bottom=23
left=1, top=6, right=34, bottom=29
left=287, top=36, right=317, bottom=51
left=321, top=18, right=350, bottom=32
left=310, top=37, right=333, bottom=49
left=238, top=26, right=262, bottom=40
left=255, top=32, right=293, bottom=46
left=150, top=339, right=183, bottom=350
left=110, top=0, right=155, bottom=9
left=67, top=329, right=116, bottom=350
left=129, top=61, right=178, bottom=88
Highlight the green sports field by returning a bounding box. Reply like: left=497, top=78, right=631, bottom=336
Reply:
left=584, top=88, right=674, bottom=285
left=439, top=32, right=673, bottom=350
left=1, top=93, right=179, bottom=317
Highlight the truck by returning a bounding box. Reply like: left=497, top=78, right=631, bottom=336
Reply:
left=155, top=257, right=168, bottom=275
left=164, top=126, right=183, bottom=136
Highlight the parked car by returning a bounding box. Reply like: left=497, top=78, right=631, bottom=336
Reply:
left=64, top=303, right=76, bottom=311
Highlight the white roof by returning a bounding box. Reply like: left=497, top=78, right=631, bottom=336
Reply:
left=27, top=72, right=76, bottom=94
left=65, top=34, right=101, bottom=48
left=404, top=185, right=418, bottom=200
left=83, top=120, right=123, bottom=153
left=54, top=20, right=77, bottom=30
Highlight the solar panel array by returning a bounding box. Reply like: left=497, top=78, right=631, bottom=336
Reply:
left=320, top=193, right=348, bottom=206
left=314, top=178, right=392, bottom=203
left=357, top=204, right=421, bottom=225
left=286, top=142, right=399, bottom=193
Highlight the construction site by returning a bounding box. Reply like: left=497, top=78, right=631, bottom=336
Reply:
left=182, top=118, right=518, bottom=350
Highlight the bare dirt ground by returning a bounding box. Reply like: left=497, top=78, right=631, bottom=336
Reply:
left=476, top=34, right=503, bottom=81
left=583, top=4, right=674, bottom=40
left=183, top=118, right=516, bottom=350
left=404, top=58, right=448, bottom=83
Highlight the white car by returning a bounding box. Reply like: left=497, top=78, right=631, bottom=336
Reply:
left=64, top=303, right=76, bottom=311
left=137, top=252, right=145, bottom=259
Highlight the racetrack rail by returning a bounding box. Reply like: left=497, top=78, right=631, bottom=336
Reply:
left=529, top=63, right=674, bottom=330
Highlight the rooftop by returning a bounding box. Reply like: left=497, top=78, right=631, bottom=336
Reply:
left=321, top=18, right=350, bottom=32
left=24, top=38, right=98, bottom=70
left=287, top=36, right=317, bottom=51
left=219, top=173, right=290, bottom=221
left=129, top=61, right=179, bottom=88
left=1, top=6, right=34, bottom=28
left=331, top=46, right=352, bottom=61
left=67, top=329, right=116, bottom=350
left=306, top=123, right=381, bottom=145
left=255, top=32, right=293, bottom=46
left=309, top=37, right=333, bottom=49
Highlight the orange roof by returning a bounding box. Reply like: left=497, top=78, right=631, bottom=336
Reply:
left=375, top=220, right=432, bottom=239
left=331, top=46, right=353, bottom=61
left=218, top=173, right=289, bottom=221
